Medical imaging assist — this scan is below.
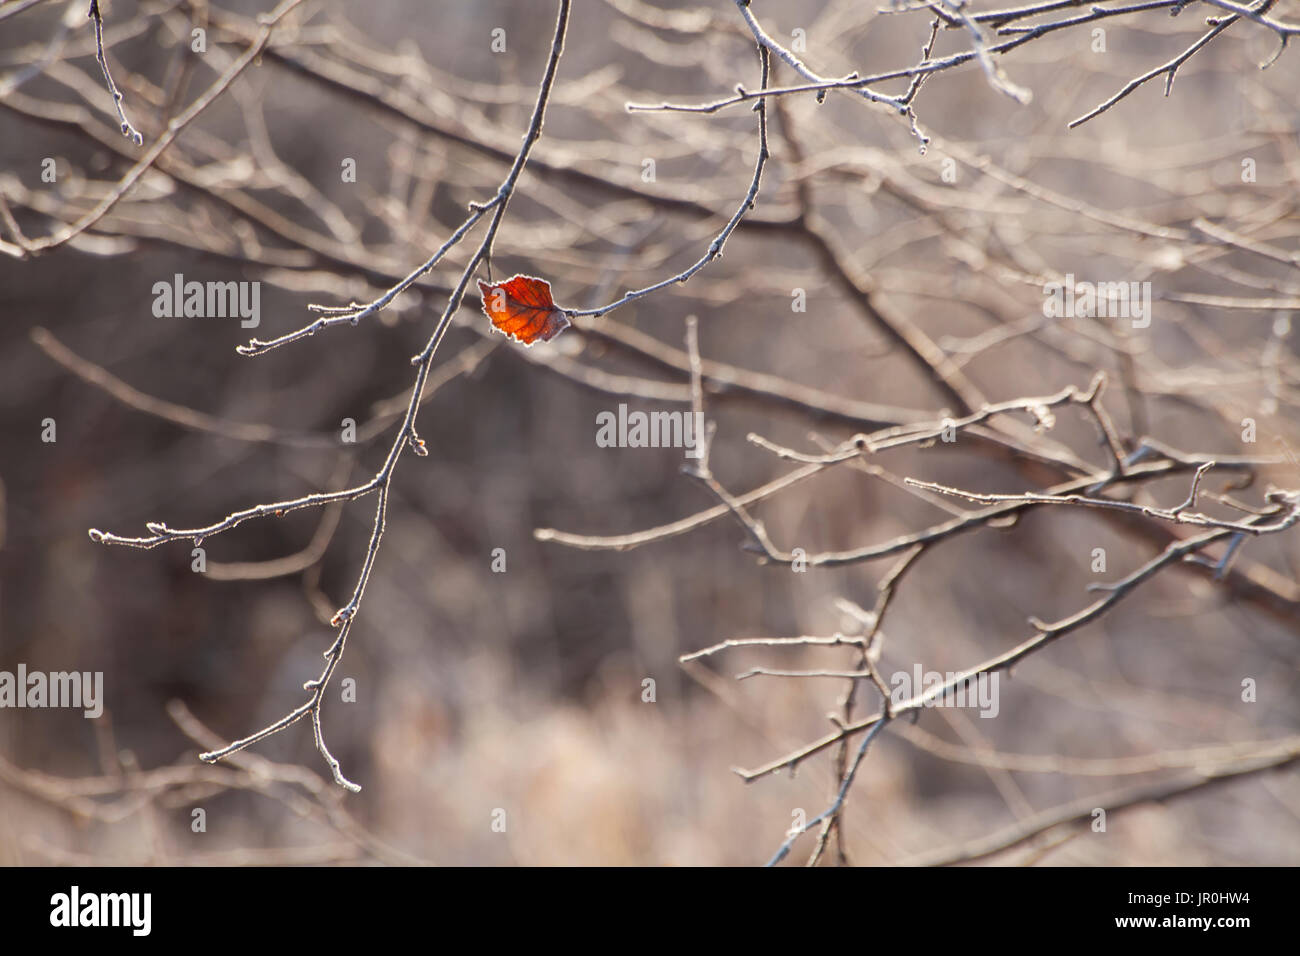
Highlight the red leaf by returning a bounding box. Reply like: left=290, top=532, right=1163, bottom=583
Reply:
left=476, top=274, right=571, bottom=346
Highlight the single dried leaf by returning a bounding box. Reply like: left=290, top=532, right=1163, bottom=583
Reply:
left=477, top=274, right=571, bottom=346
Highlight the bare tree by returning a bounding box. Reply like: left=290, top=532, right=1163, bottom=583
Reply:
left=2, top=0, right=1297, bottom=865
